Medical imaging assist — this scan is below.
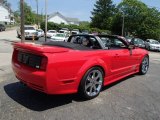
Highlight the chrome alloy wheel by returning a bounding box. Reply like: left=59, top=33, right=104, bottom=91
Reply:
left=84, top=70, right=103, bottom=97
left=141, top=57, right=149, bottom=74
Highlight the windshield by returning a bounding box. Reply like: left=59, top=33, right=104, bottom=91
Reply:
left=134, top=39, right=144, bottom=44
left=151, top=40, right=159, bottom=44
left=24, top=27, right=35, bottom=30
left=72, top=29, right=79, bottom=31
left=49, top=31, right=56, bottom=33
left=59, top=31, right=65, bottom=33
left=55, top=34, right=65, bottom=37
left=61, top=28, right=68, bottom=31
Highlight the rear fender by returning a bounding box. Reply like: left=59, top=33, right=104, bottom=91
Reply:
left=76, top=57, right=108, bottom=86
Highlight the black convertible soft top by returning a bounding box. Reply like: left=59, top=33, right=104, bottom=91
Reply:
left=43, top=41, right=92, bottom=50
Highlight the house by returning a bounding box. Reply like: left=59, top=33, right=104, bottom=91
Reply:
left=0, top=3, right=15, bottom=25
left=48, top=12, right=79, bottom=25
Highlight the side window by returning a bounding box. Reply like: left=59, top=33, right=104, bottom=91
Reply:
left=89, top=37, right=101, bottom=49
left=69, top=36, right=101, bottom=49
left=110, top=38, right=127, bottom=49
left=101, top=37, right=111, bottom=49
left=70, top=36, right=82, bottom=44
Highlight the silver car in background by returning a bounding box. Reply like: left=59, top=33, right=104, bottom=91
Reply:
left=145, top=39, right=160, bottom=51
left=130, top=38, right=146, bottom=49
left=17, top=25, right=39, bottom=40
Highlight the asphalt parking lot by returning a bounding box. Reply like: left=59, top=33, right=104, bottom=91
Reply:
left=0, top=29, right=160, bottom=120
left=0, top=58, right=160, bottom=120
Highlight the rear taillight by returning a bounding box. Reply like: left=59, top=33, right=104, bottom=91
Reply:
left=12, top=49, right=18, bottom=62
left=40, top=57, right=48, bottom=70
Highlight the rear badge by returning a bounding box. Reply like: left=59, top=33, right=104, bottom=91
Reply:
left=36, top=66, right=40, bottom=69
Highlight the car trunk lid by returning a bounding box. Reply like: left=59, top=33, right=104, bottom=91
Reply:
left=12, top=42, right=70, bottom=70
left=13, top=42, right=70, bottom=53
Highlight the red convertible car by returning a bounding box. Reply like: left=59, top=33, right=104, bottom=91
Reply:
left=12, top=35, right=149, bottom=99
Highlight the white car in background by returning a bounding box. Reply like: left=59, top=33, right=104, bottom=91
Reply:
left=59, top=28, right=70, bottom=34
left=51, top=33, right=69, bottom=41
left=47, top=30, right=57, bottom=38
left=71, top=29, right=80, bottom=35
left=17, top=25, right=39, bottom=40
left=145, top=39, right=160, bottom=51
left=37, top=29, right=44, bottom=37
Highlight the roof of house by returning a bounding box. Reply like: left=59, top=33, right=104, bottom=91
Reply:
left=48, top=12, right=79, bottom=23
left=0, top=3, right=13, bottom=13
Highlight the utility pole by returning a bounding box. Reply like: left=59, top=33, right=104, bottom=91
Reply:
left=36, top=0, right=39, bottom=28
left=122, top=12, right=125, bottom=36
left=45, top=0, right=48, bottom=42
left=41, top=8, right=43, bottom=22
left=20, top=0, right=25, bottom=42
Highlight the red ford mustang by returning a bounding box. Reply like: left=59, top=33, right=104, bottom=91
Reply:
left=12, top=35, right=149, bottom=99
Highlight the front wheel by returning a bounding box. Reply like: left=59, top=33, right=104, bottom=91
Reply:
left=35, top=37, right=39, bottom=40
left=139, top=56, right=149, bottom=75
left=79, top=67, right=104, bottom=99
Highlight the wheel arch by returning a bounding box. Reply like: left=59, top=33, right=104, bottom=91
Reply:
left=76, top=58, right=108, bottom=89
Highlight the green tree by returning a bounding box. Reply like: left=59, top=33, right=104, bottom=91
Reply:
left=17, top=2, right=36, bottom=25
left=14, top=10, right=20, bottom=23
left=23, top=2, right=36, bottom=25
left=90, top=0, right=115, bottom=30
left=114, top=0, right=160, bottom=39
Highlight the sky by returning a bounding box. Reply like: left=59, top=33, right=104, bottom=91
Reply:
left=7, top=0, right=160, bottom=21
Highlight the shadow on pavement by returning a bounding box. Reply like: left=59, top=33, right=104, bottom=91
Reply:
left=4, top=74, right=136, bottom=111
left=4, top=82, right=85, bottom=111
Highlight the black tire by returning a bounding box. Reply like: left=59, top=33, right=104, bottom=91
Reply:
left=147, top=46, right=150, bottom=51
left=139, top=56, right=149, bottom=75
left=17, top=32, right=20, bottom=38
left=35, top=37, right=39, bottom=40
left=79, top=67, right=104, bottom=99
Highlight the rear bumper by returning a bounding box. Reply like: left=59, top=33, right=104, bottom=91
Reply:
left=12, top=62, right=78, bottom=95
left=150, top=46, right=160, bottom=51
left=12, top=63, right=47, bottom=93
left=25, top=35, right=39, bottom=39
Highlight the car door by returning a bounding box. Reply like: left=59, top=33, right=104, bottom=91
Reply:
left=104, top=38, right=135, bottom=79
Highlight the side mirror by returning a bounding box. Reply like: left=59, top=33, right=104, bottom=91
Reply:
left=128, top=45, right=135, bottom=49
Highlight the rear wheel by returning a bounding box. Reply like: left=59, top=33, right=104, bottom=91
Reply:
left=79, top=67, right=104, bottom=99
left=139, top=56, right=149, bottom=75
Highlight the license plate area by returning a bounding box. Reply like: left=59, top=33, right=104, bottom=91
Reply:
left=18, top=51, right=42, bottom=69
